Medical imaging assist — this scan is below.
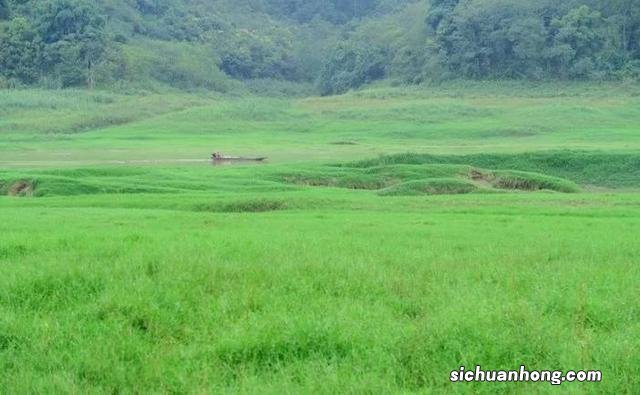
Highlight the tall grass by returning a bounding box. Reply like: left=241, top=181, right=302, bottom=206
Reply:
left=0, top=83, right=639, bottom=392
left=0, top=191, right=639, bottom=393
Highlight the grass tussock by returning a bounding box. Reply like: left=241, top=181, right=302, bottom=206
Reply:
left=490, top=171, right=581, bottom=193
left=378, top=178, right=479, bottom=196
left=217, top=328, right=352, bottom=373
left=6, top=272, right=104, bottom=311
left=194, top=198, right=289, bottom=213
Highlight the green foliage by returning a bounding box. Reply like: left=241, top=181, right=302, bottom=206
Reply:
left=3, top=0, right=640, bottom=91
left=432, top=1, right=549, bottom=78
left=217, top=27, right=299, bottom=80
left=318, top=41, right=389, bottom=95
left=421, top=0, right=640, bottom=81
left=0, top=0, right=109, bottom=87
left=548, top=5, right=610, bottom=78
left=38, top=0, right=109, bottom=88
left=262, top=0, right=381, bottom=24
left=243, top=78, right=315, bottom=97
left=120, top=40, right=240, bottom=92
left=0, top=0, right=9, bottom=20
left=0, top=17, right=42, bottom=84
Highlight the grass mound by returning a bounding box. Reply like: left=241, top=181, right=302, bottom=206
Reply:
left=278, top=169, right=387, bottom=190
left=378, top=178, right=479, bottom=196
left=1, top=161, right=580, bottom=199
left=348, top=151, right=640, bottom=188
left=15, top=176, right=165, bottom=197
left=279, top=162, right=579, bottom=195
left=490, top=171, right=581, bottom=193
left=0, top=170, right=169, bottom=197
left=277, top=164, right=470, bottom=191
left=363, top=164, right=470, bottom=181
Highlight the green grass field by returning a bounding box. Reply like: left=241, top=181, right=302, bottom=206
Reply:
left=1, top=82, right=639, bottom=393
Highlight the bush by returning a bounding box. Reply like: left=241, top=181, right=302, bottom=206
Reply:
left=318, top=41, right=389, bottom=95
left=120, top=41, right=240, bottom=92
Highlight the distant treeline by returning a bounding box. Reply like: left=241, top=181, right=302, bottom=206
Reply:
left=1, top=0, right=639, bottom=94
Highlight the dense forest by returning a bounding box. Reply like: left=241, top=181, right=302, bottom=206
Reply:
left=1, top=0, right=639, bottom=94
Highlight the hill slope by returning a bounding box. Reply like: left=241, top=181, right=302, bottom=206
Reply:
left=1, top=0, right=639, bottom=94
left=0, top=0, right=415, bottom=92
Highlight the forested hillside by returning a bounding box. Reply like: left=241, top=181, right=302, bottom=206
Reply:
left=1, top=0, right=639, bottom=94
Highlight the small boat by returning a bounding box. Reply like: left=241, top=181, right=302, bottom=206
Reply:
left=211, top=152, right=267, bottom=162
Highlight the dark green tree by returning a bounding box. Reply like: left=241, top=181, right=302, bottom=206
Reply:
left=431, top=1, right=546, bottom=78
left=318, top=41, right=388, bottom=95
left=426, top=0, right=460, bottom=31
left=599, top=0, right=640, bottom=59
left=0, top=0, right=9, bottom=20
left=263, top=0, right=381, bottom=24
left=37, top=0, right=108, bottom=88
left=548, top=5, right=609, bottom=78
left=0, top=17, right=43, bottom=84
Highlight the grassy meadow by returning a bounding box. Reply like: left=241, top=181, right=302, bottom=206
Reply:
left=2, top=81, right=640, bottom=166
left=1, top=82, right=640, bottom=393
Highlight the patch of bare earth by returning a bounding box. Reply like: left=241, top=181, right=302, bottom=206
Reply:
left=468, top=168, right=493, bottom=188
left=8, top=181, right=34, bottom=197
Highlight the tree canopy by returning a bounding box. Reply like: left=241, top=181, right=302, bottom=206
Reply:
left=1, top=0, right=639, bottom=92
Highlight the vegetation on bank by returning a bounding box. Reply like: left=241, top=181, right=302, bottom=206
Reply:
left=1, top=158, right=586, bottom=198
left=350, top=151, right=640, bottom=189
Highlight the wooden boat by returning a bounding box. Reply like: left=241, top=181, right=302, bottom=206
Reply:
left=211, top=152, right=267, bottom=162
